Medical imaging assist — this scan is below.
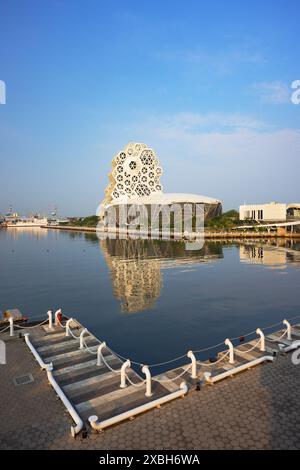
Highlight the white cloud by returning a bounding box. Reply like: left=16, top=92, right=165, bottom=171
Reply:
left=156, top=45, right=265, bottom=76
left=125, top=112, right=300, bottom=208
left=152, top=112, right=266, bottom=132
left=253, top=81, right=290, bottom=104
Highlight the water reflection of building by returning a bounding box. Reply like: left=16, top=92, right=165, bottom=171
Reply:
left=4, top=226, right=49, bottom=241
left=240, top=241, right=300, bottom=268
left=100, top=238, right=223, bottom=313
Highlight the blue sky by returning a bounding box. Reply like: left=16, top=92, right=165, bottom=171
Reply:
left=0, top=0, right=299, bottom=215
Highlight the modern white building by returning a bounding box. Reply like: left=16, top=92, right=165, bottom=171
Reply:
left=239, top=202, right=300, bottom=222
left=100, top=142, right=222, bottom=225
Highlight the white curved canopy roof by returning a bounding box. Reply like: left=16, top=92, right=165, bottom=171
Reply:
left=108, top=192, right=222, bottom=207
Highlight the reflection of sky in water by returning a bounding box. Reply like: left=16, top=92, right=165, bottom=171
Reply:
left=1, top=228, right=300, bottom=370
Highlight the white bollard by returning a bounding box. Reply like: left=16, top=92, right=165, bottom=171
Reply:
left=79, top=328, right=88, bottom=349
left=120, top=360, right=131, bottom=388
left=97, top=342, right=107, bottom=366
left=256, top=328, right=265, bottom=352
left=141, top=365, right=152, bottom=397
left=65, top=318, right=73, bottom=337
left=47, top=310, right=53, bottom=330
left=187, top=350, right=197, bottom=379
left=54, top=309, right=62, bottom=326
left=283, top=319, right=292, bottom=340
left=225, top=338, right=234, bottom=364
left=9, top=317, right=14, bottom=337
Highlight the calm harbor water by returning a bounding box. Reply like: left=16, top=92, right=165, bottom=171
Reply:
left=1, top=228, right=300, bottom=371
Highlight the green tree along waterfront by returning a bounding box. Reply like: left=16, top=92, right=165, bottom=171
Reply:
left=204, top=210, right=240, bottom=229
left=63, top=216, right=100, bottom=227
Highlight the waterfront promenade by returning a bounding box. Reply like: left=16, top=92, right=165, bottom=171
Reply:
left=1, top=331, right=300, bottom=449
left=41, top=225, right=300, bottom=239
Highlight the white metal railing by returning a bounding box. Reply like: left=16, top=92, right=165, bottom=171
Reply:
left=88, top=382, right=188, bottom=432
left=225, top=338, right=235, bottom=364
left=46, top=369, right=83, bottom=437
left=6, top=308, right=300, bottom=434
left=24, top=333, right=53, bottom=371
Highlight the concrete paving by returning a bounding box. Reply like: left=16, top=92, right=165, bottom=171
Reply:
left=1, top=333, right=300, bottom=450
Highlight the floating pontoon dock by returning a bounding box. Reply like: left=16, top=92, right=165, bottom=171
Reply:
left=2, top=311, right=300, bottom=437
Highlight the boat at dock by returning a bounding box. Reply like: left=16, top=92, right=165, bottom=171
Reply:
left=5, top=217, right=48, bottom=228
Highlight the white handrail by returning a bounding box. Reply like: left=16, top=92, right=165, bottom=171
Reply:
left=204, top=355, right=274, bottom=384
left=89, top=382, right=188, bottom=431
left=283, top=319, right=292, bottom=340
left=9, top=317, right=14, bottom=337
left=65, top=318, right=73, bottom=337
left=256, top=328, right=265, bottom=352
left=79, top=328, right=88, bottom=349
left=54, top=309, right=63, bottom=326
left=187, top=350, right=197, bottom=379
left=120, top=360, right=131, bottom=388
left=46, top=369, right=84, bottom=437
left=225, top=338, right=234, bottom=364
left=47, top=310, right=53, bottom=330
left=24, top=333, right=53, bottom=371
left=141, top=365, right=152, bottom=397
left=97, top=342, right=107, bottom=366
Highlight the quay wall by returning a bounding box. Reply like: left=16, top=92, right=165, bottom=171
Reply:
left=41, top=225, right=300, bottom=239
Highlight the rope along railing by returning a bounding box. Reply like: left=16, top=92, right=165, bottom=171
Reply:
left=6, top=308, right=300, bottom=396
left=233, top=338, right=262, bottom=355
left=152, top=365, right=192, bottom=384
left=14, top=318, right=49, bottom=329
left=264, top=329, right=287, bottom=342
left=99, top=349, right=123, bottom=374
left=125, top=372, right=146, bottom=387
left=0, top=325, right=10, bottom=334
left=196, top=350, right=230, bottom=367
left=82, top=337, right=99, bottom=355
left=106, top=315, right=300, bottom=370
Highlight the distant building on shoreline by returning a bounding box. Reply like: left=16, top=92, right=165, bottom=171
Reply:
left=239, top=202, right=300, bottom=222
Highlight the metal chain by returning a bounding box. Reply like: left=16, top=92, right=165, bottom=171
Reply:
left=229, top=330, right=257, bottom=341
left=43, top=313, right=300, bottom=374
left=193, top=341, right=225, bottom=354
left=109, top=347, right=188, bottom=367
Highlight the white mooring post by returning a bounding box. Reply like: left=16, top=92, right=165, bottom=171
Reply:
left=9, top=317, right=14, bottom=337
left=97, top=342, right=107, bottom=366
left=225, top=338, right=234, bottom=364
left=79, top=328, right=87, bottom=349
left=47, top=310, right=53, bottom=330
left=283, top=319, right=292, bottom=340
left=65, top=318, right=73, bottom=337
left=54, top=309, right=62, bottom=326
left=120, top=360, right=131, bottom=388
left=256, top=328, right=265, bottom=352
left=187, top=350, right=197, bottom=379
left=142, top=365, right=152, bottom=397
